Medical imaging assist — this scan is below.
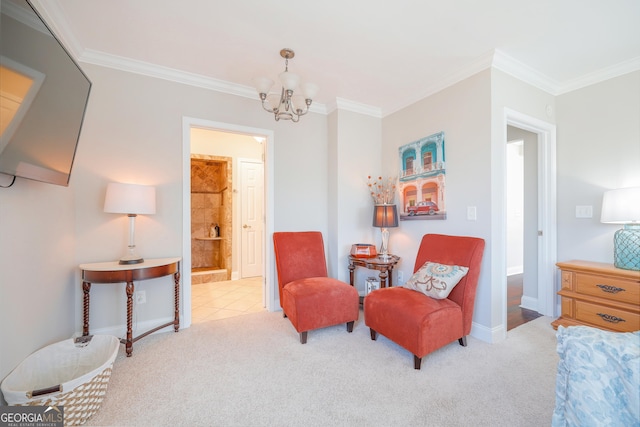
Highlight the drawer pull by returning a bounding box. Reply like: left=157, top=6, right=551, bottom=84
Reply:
left=596, top=313, right=626, bottom=324
left=596, top=284, right=625, bottom=294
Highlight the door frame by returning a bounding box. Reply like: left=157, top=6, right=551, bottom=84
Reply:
left=181, top=117, right=275, bottom=329
left=503, top=108, right=557, bottom=322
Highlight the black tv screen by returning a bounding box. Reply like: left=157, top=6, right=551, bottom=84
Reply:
left=0, top=0, right=91, bottom=186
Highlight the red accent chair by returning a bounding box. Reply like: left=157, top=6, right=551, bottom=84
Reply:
left=273, top=231, right=359, bottom=344
left=364, top=234, right=485, bottom=369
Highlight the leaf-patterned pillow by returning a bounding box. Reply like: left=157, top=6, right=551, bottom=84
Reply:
left=402, top=262, right=469, bottom=299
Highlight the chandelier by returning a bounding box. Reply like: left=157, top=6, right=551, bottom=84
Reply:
left=253, top=48, right=319, bottom=122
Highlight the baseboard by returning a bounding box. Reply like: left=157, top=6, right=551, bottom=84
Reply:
left=231, top=271, right=239, bottom=280
left=470, top=321, right=506, bottom=343
left=520, top=296, right=538, bottom=312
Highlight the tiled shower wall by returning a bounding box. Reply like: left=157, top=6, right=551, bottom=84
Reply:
left=191, top=155, right=232, bottom=280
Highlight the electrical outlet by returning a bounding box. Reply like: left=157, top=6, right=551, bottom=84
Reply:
left=397, top=271, right=404, bottom=284
left=135, top=291, right=146, bottom=304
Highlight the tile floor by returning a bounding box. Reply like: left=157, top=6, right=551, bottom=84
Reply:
left=191, top=276, right=265, bottom=323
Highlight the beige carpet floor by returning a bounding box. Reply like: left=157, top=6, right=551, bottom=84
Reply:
left=86, top=312, right=559, bottom=427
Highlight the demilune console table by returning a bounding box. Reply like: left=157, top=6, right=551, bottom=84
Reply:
left=80, top=257, right=181, bottom=356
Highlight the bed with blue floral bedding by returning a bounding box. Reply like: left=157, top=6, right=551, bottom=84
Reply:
left=552, top=325, right=640, bottom=427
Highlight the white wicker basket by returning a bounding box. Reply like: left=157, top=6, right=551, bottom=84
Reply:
left=1, top=335, right=119, bottom=426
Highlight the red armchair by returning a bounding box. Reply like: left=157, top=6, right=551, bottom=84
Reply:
left=364, top=233, right=485, bottom=369
left=273, top=231, right=359, bottom=343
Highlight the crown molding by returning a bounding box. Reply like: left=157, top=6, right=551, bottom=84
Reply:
left=382, top=50, right=496, bottom=117
left=491, top=49, right=561, bottom=94
left=328, top=98, right=382, bottom=118
left=82, top=49, right=257, bottom=97
left=492, top=50, right=640, bottom=96
left=24, top=1, right=640, bottom=119
left=76, top=47, right=640, bottom=118
left=79, top=49, right=327, bottom=115
left=555, top=56, right=640, bottom=95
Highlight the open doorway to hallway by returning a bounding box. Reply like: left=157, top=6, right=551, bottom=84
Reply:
left=190, top=128, right=266, bottom=322
left=506, top=126, right=544, bottom=330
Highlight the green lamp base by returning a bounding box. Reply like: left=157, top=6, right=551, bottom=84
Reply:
left=613, top=224, right=640, bottom=271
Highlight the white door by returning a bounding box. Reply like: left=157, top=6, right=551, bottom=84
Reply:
left=240, top=160, right=264, bottom=278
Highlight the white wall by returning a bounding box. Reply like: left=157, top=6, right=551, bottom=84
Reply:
left=506, top=139, right=524, bottom=274
left=328, top=109, right=382, bottom=290
left=0, top=179, right=76, bottom=399
left=556, top=70, right=640, bottom=263
left=382, top=70, right=494, bottom=333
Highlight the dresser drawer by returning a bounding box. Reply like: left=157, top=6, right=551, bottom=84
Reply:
left=576, top=273, right=640, bottom=305
left=575, top=300, right=640, bottom=333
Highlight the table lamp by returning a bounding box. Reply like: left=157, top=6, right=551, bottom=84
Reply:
left=600, top=186, right=640, bottom=271
left=373, top=204, right=399, bottom=260
left=104, top=182, right=156, bottom=264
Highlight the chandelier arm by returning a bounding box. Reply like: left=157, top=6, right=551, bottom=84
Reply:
left=260, top=100, right=275, bottom=114
left=258, top=93, right=276, bottom=113
left=283, top=88, right=293, bottom=112
left=293, top=98, right=313, bottom=117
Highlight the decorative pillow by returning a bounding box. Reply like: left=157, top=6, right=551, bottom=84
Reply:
left=552, top=326, right=640, bottom=427
left=402, top=262, right=469, bottom=299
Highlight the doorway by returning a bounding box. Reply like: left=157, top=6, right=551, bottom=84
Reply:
left=506, top=129, right=543, bottom=330
left=181, top=118, right=275, bottom=329
left=503, top=109, right=557, bottom=332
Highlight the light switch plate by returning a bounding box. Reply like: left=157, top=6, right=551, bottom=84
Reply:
left=575, top=205, right=593, bottom=218
left=467, top=206, right=477, bottom=221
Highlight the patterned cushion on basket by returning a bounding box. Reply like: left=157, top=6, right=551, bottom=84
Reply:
left=551, top=326, right=640, bottom=427
left=402, top=261, right=469, bottom=299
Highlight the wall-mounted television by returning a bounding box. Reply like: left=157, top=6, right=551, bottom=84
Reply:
left=0, top=0, right=91, bottom=187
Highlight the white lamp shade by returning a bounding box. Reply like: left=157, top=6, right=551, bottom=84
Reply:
left=301, top=82, right=319, bottom=100
left=291, top=95, right=307, bottom=112
left=104, top=183, right=156, bottom=215
left=601, top=187, right=640, bottom=224
left=252, top=77, right=274, bottom=95
left=266, top=93, right=281, bottom=110
left=278, top=71, right=299, bottom=90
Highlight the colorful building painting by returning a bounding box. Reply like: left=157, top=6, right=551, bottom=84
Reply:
left=398, top=131, right=446, bottom=220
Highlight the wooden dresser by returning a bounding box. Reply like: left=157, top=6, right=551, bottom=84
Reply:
left=551, top=260, right=640, bottom=332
